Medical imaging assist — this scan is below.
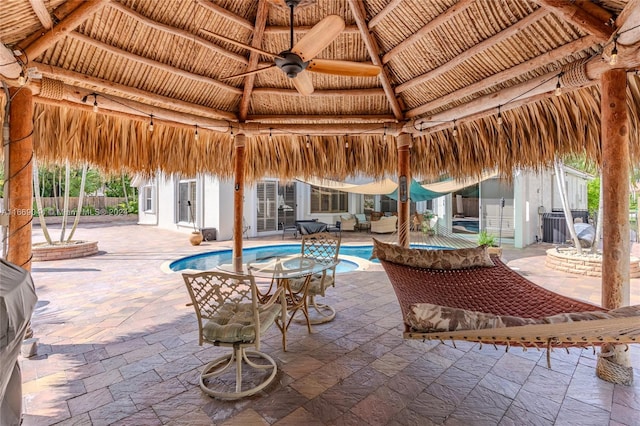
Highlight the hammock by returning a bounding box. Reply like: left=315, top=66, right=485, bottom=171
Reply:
left=375, top=243, right=640, bottom=354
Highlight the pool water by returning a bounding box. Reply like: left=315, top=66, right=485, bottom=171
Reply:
left=169, top=243, right=452, bottom=273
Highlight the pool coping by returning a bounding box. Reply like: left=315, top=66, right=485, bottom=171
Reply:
left=161, top=242, right=375, bottom=274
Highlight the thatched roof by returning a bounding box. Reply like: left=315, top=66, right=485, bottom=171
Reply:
left=1, top=0, right=639, bottom=182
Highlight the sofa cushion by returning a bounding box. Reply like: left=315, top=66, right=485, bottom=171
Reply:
left=371, top=238, right=494, bottom=269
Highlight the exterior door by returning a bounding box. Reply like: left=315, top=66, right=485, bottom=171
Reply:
left=257, top=181, right=277, bottom=232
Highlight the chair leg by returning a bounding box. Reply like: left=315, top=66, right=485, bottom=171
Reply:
left=307, top=295, right=336, bottom=324
left=199, top=345, right=278, bottom=400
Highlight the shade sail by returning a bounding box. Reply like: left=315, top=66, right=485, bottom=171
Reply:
left=299, top=170, right=499, bottom=199
left=387, top=179, right=445, bottom=201
left=297, top=177, right=398, bottom=195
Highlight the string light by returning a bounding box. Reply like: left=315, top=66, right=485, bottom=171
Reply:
left=17, top=70, right=26, bottom=86
left=92, top=94, right=99, bottom=112
left=344, top=135, right=349, bottom=148
left=554, top=73, right=562, bottom=97
left=306, top=135, right=310, bottom=148
left=194, top=124, right=199, bottom=141
left=610, top=35, right=618, bottom=66
left=148, top=114, right=154, bottom=132
left=497, top=106, right=503, bottom=126
left=383, top=125, right=387, bottom=143
left=452, top=119, right=458, bottom=137
left=269, top=128, right=273, bottom=143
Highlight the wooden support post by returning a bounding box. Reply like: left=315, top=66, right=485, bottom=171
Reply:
left=232, top=134, right=246, bottom=270
left=397, top=133, right=412, bottom=248
left=7, top=87, right=34, bottom=271
left=600, top=68, right=632, bottom=383
left=601, top=69, right=630, bottom=310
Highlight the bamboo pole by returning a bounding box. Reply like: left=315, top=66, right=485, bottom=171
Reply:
left=601, top=68, right=630, bottom=310
left=397, top=133, right=411, bottom=248
left=238, top=0, right=269, bottom=121
left=7, top=87, right=34, bottom=271
left=233, top=134, right=246, bottom=270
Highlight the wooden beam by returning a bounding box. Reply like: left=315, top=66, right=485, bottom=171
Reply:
left=16, top=0, right=85, bottom=52
left=32, top=80, right=231, bottom=131
left=397, top=133, right=411, bottom=248
left=29, top=0, right=53, bottom=29
left=616, top=0, right=640, bottom=46
left=411, top=41, right=640, bottom=134
left=414, top=70, right=584, bottom=130
left=245, top=114, right=397, bottom=123
left=535, top=0, right=613, bottom=42
left=406, top=36, right=597, bottom=118
left=196, top=0, right=253, bottom=31
left=368, top=0, right=403, bottom=29
left=52, top=0, right=85, bottom=21
left=251, top=87, right=385, bottom=97
left=239, top=0, right=269, bottom=121
left=397, top=7, right=550, bottom=94
left=601, top=68, right=630, bottom=309
left=32, top=62, right=237, bottom=121
left=23, top=0, right=110, bottom=62
left=382, top=0, right=474, bottom=64
left=0, top=44, right=22, bottom=79
left=107, top=2, right=248, bottom=65
left=264, top=25, right=360, bottom=34
left=67, top=32, right=242, bottom=95
left=232, top=134, right=246, bottom=266
left=6, top=87, right=34, bottom=271
left=349, top=0, right=404, bottom=120
left=240, top=122, right=405, bottom=136
left=34, top=96, right=228, bottom=133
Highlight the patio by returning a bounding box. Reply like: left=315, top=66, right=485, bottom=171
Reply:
left=19, top=223, right=640, bottom=425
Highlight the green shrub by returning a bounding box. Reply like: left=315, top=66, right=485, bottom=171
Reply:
left=478, top=229, right=498, bottom=247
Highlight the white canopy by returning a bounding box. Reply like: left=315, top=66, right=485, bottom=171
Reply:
left=298, top=170, right=500, bottom=196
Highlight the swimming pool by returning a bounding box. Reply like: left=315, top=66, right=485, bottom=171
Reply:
left=169, top=243, right=452, bottom=273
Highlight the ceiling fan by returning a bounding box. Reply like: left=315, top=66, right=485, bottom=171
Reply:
left=200, top=0, right=380, bottom=95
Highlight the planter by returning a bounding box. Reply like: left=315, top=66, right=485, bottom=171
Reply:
left=32, top=240, right=99, bottom=261
left=545, top=248, right=640, bottom=278
left=189, top=232, right=203, bottom=246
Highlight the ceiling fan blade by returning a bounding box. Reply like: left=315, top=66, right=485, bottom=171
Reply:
left=220, top=65, right=276, bottom=80
left=291, top=15, right=345, bottom=62
left=199, top=29, right=282, bottom=59
left=292, top=71, right=314, bottom=95
left=307, top=59, right=380, bottom=77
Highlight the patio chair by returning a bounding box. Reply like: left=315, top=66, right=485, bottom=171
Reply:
left=290, top=232, right=341, bottom=324
left=182, top=270, right=287, bottom=399
left=354, top=213, right=370, bottom=231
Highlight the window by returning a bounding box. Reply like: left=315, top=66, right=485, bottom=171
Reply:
left=310, top=186, right=348, bottom=213
left=143, top=186, right=154, bottom=213
left=177, top=179, right=197, bottom=224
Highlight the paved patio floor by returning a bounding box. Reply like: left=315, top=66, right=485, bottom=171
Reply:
left=17, top=223, right=640, bottom=425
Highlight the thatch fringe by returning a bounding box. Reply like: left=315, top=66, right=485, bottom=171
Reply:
left=1, top=77, right=639, bottom=183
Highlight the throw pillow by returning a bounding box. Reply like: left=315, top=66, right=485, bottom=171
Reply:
left=371, top=238, right=494, bottom=269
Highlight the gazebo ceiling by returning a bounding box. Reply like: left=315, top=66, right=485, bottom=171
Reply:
left=1, top=0, right=640, bottom=181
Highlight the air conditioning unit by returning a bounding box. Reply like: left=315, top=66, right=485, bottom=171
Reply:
left=200, top=228, right=217, bottom=241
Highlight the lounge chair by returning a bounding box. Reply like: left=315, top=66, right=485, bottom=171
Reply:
left=354, top=213, right=370, bottom=231
left=339, top=214, right=357, bottom=231
left=370, top=215, right=397, bottom=233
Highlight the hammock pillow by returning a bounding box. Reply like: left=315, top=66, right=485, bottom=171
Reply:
left=371, top=238, right=494, bottom=270
left=406, top=303, right=640, bottom=333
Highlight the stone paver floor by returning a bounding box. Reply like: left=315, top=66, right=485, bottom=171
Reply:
left=17, top=223, right=640, bottom=425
